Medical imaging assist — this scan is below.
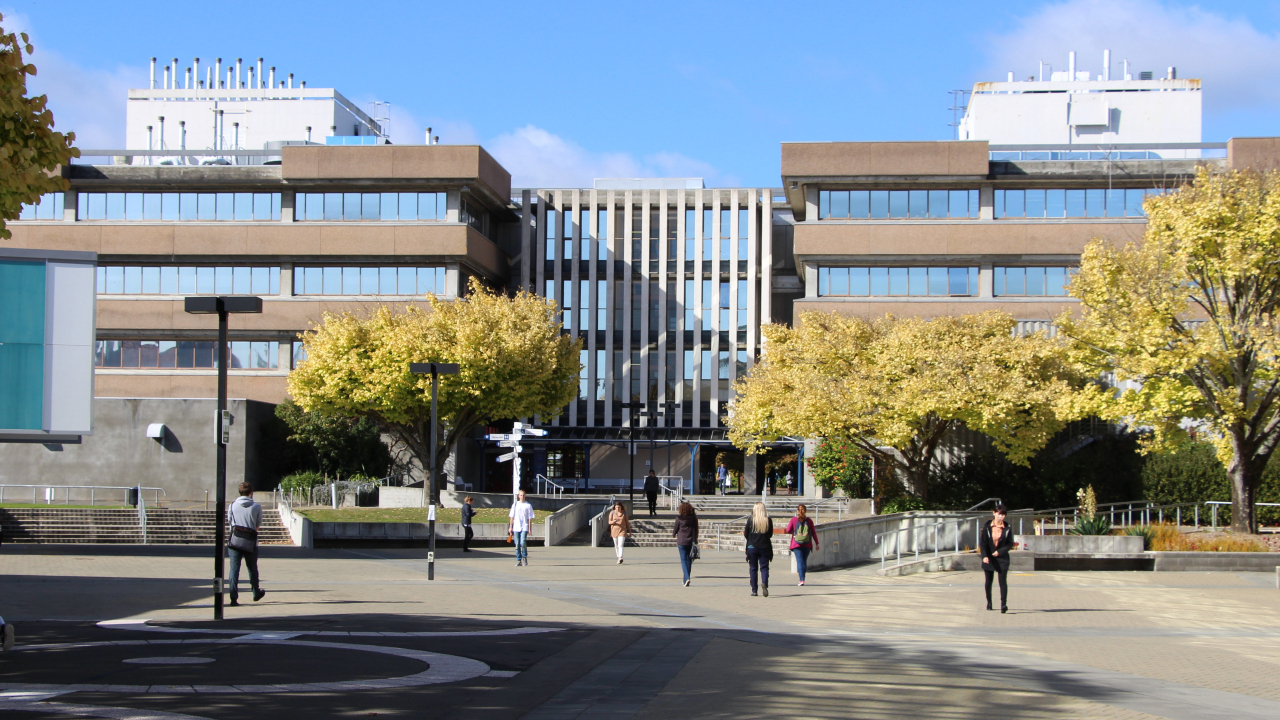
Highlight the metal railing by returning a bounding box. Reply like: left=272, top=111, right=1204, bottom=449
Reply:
left=0, top=484, right=167, bottom=507
left=988, top=142, right=1227, bottom=162
left=874, top=514, right=994, bottom=571
left=710, top=497, right=851, bottom=551
left=658, top=476, right=684, bottom=510
left=535, top=474, right=570, bottom=499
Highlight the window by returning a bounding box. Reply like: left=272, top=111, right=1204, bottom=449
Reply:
left=460, top=198, right=491, bottom=238
left=685, top=208, right=695, bottom=260
left=78, top=193, right=280, bottom=221
left=95, top=340, right=279, bottom=369
left=297, top=192, right=446, bottom=221
left=18, top=193, right=65, bottom=220
left=819, top=190, right=979, bottom=219
left=818, top=266, right=979, bottom=296
left=993, top=266, right=1077, bottom=296
left=293, top=266, right=446, bottom=295
left=994, top=188, right=1168, bottom=218
left=292, top=341, right=309, bottom=368
left=97, top=266, right=279, bottom=295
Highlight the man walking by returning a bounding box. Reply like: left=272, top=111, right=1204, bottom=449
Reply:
left=508, top=490, right=536, bottom=566
left=461, top=495, right=476, bottom=552
left=644, top=469, right=660, bottom=517
left=717, top=463, right=729, bottom=495
left=226, top=482, right=266, bottom=607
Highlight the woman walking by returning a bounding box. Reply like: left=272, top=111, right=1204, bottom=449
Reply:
left=785, top=503, right=819, bottom=586
left=672, top=501, right=699, bottom=586
left=980, top=503, right=1015, bottom=613
left=744, top=502, right=773, bottom=596
left=608, top=501, right=631, bottom=564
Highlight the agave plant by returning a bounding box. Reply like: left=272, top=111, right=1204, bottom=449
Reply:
left=1071, top=514, right=1113, bottom=536
left=1124, top=524, right=1154, bottom=550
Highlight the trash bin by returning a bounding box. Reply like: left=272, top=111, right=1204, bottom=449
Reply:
left=127, top=487, right=139, bottom=507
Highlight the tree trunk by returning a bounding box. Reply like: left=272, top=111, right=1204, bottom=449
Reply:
left=1227, top=431, right=1264, bottom=533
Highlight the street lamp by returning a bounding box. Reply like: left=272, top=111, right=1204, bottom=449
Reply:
left=184, top=296, right=262, bottom=621
left=409, top=362, right=460, bottom=581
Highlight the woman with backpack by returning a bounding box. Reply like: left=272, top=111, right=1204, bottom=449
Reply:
left=744, top=502, right=773, bottom=596
left=785, top=504, right=819, bottom=586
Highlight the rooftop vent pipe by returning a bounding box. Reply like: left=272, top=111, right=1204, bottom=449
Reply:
left=1167, top=66, right=1177, bottom=79
left=1123, top=59, right=1130, bottom=80
left=257, top=58, right=264, bottom=88
left=1007, top=71, right=1013, bottom=82
left=235, top=58, right=242, bottom=90
left=185, top=67, right=191, bottom=89
left=288, top=73, right=294, bottom=89
left=163, top=66, right=170, bottom=90
left=269, top=66, right=275, bottom=90
left=193, top=58, right=199, bottom=90
left=426, top=127, right=432, bottom=144
left=149, top=58, right=156, bottom=89
left=171, top=58, right=178, bottom=88
left=248, top=67, right=255, bottom=91
left=215, top=58, right=222, bottom=89
left=1068, top=51, right=1076, bottom=81
left=1103, top=49, right=1110, bottom=81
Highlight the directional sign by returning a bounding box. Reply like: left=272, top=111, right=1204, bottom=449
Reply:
left=518, top=427, right=548, bottom=437
left=497, top=439, right=521, bottom=448
left=485, top=433, right=517, bottom=442
left=496, top=451, right=518, bottom=463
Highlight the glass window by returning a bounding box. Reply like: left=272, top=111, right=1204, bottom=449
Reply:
left=252, top=193, right=272, bottom=221
left=1026, top=267, right=1046, bottom=295
left=1005, top=267, right=1026, bottom=295
left=342, top=267, right=360, bottom=295
left=1106, top=189, right=1126, bottom=218
left=870, top=267, right=888, bottom=295
left=720, top=208, right=730, bottom=239
left=197, top=266, right=215, bottom=294
left=1025, top=189, right=1046, bottom=218
left=829, top=267, right=848, bottom=296
left=215, top=266, right=233, bottom=294
left=233, top=193, right=252, bottom=221
left=304, top=267, right=322, bottom=295
left=342, top=193, right=360, bottom=221
left=362, top=193, right=379, bottom=221
left=89, top=193, right=107, bottom=220
left=251, top=267, right=270, bottom=295
left=232, top=266, right=250, bottom=294
left=398, top=192, right=417, bottom=220
left=1046, top=266, right=1067, bottom=296
left=215, top=193, right=233, bottom=221
left=1005, top=190, right=1025, bottom=218
left=908, top=190, right=928, bottom=219
left=323, top=193, right=343, bottom=221
left=1065, top=190, right=1086, bottom=217
left=849, top=266, right=869, bottom=295
left=160, top=266, right=178, bottom=294
left=1046, top=189, right=1066, bottom=218
left=124, top=266, right=142, bottom=294
left=819, top=190, right=830, bottom=219
left=124, top=193, right=142, bottom=220
left=106, top=193, right=125, bottom=220
left=888, top=191, right=908, bottom=218
left=379, top=267, right=396, bottom=294
left=323, top=266, right=341, bottom=295
left=179, top=266, right=197, bottom=294
left=928, top=190, right=948, bottom=219
left=194, top=193, right=213, bottom=220
left=948, top=267, right=967, bottom=295
left=927, top=267, right=947, bottom=296
left=888, top=267, right=908, bottom=295
left=360, top=267, right=378, bottom=294
left=1086, top=189, right=1106, bottom=218
left=398, top=267, right=415, bottom=294
left=908, top=267, right=927, bottom=296
left=948, top=190, right=969, bottom=218
left=1125, top=189, right=1146, bottom=217
left=829, top=191, right=847, bottom=219
left=850, top=190, right=869, bottom=218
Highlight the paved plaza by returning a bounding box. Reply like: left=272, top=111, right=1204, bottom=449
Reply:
left=1, top=542, right=1279, bottom=719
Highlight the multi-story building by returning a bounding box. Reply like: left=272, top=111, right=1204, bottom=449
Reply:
left=4, top=64, right=1279, bottom=501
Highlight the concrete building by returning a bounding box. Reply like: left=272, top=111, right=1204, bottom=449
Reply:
left=5, top=65, right=1280, bottom=502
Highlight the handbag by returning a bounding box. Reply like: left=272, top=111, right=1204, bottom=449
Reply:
left=689, top=544, right=700, bottom=561
left=228, top=526, right=258, bottom=554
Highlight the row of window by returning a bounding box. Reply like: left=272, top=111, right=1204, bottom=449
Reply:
left=816, top=266, right=1077, bottom=297
left=818, top=267, right=980, bottom=297
left=819, top=190, right=980, bottom=220
left=294, top=192, right=447, bottom=221
left=77, top=193, right=282, bottom=221
left=97, top=266, right=280, bottom=295
left=994, top=188, right=1170, bottom=218
left=18, top=193, right=65, bottom=220
left=292, top=266, right=447, bottom=296
left=542, top=206, right=751, bottom=241
left=95, top=340, right=280, bottom=369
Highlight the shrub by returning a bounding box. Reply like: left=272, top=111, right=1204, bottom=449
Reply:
left=279, top=471, right=325, bottom=492
left=1147, top=523, right=1264, bottom=552
left=808, top=439, right=872, bottom=497
left=1124, top=525, right=1154, bottom=550
left=1071, top=515, right=1113, bottom=536
left=880, top=496, right=925, bottom=514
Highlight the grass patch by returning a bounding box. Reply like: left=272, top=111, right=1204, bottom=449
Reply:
left=297, top=507, right=553, bottom=524
left=1148, top=523, right=1265, bottom=552
left=0, top=504, right=131, bottom=509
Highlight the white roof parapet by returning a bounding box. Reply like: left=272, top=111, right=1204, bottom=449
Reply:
left=593, top=178, right=704, bottom=190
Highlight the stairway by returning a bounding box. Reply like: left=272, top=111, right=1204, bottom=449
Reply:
left=0, top=507, right=292, bottom=545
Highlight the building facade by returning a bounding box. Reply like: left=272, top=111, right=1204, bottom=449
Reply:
left=6, top=67, right=1280, bottom=499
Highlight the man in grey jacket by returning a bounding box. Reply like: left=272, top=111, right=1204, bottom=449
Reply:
left=226, top=482, right=266, bottom=607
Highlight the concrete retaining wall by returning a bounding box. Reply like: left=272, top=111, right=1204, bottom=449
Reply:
left=1024, top=535, right=1144, bottom=554
left=1152, top=552, right=1280, bottom=572
left=279, top=505, right=313, bottom=548
left=312, top=521, right=542, bottom=543
left=808, top=510, right=1034, bottom=571
left=544, top=501, right=603, bottom=546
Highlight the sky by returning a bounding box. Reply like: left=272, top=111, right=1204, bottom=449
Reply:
left=6, top=0, right=1280, bottom=188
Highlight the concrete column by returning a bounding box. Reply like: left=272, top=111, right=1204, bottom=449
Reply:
left=805, top=186, right=818, bottom=221
left=980, top=262, right=994, bottom=298
left=63, top=191, right=78, bottom=221
left=640, top=192, right=651, bottom=414
left=445, top=264, right=461, bottom=298
left=760, top=189, right=773, bottom=328
left=535, top=191, right=548, bottom=299
left=711, top=191, right=722, bottom=426
left=622, top=191, right=633, bottom=425
left=278, top=263, right=293, bottom=295
left=279, top=339, right=293, bottom=370
left=446, top=190, right=460, bottom=223
left=569, top=190, right=581, bottom=427
left=656, top=189, right=669, bottom=420
left=520, top=189, right=532, bottom=292
left=804, top=264, right=819, bottom=298
left=674, top=188, right=685, bottom=426
left=743, top=454, right=759, bottom=496
left=692, top=190, right=703, bottom=424
left=587, top=188, right=599, bottom=428
left=979, top=186, right=995, bottom=220
left=280, top=191, right=294, bottom=222
left=604, top=191, right=616, bottom=429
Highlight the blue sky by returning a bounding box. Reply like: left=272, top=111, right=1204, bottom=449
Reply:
left=8, top=0, right=1280, bottom=187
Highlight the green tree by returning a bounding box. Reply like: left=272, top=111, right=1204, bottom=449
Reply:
left=807, top=439, right=871, bottom=497
left=288, top=279, right=581, bottom=504
left=728, top=310, right=1083, bottom=500
left=0, top=17, right=78, bottom=236
left=274, top=399, right=391, bottom=480
left=1059, top=168, right=1280, bottom=532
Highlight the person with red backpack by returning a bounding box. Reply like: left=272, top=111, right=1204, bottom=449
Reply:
left=785, top=504, right=819, bottom=586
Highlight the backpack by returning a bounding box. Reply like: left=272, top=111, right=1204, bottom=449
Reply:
left=793, top=518, right=811, bottom=545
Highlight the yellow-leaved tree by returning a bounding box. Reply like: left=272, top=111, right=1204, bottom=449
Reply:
left=0, top=16, right=78, bottom=234
left=288, top=279, right=581, bottom=501
left=1058, top=167, right=1280, bottom=533
left=728, top=310, right=1083, bottom=500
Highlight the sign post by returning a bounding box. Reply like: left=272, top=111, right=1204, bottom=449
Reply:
left=487, top=422, right=546, bottom=502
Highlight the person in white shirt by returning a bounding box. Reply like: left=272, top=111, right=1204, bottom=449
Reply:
left=508, top=490, right=536, bottom=566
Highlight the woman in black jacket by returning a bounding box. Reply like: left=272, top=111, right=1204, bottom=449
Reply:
left=672, top=501, right=699, bottom=587
left=979, top=503, right=1016, bottom=613
left=743, top=502, right=773, bottom=597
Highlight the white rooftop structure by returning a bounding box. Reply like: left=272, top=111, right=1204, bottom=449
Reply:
left=959, top=51, right=1201, bottom=149
left=125, top=56, right=389, bottom=153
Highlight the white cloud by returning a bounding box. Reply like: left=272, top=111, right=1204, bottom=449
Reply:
left=6, top=11, right=143, bottom=147
left=487, top=125, right=734, bottom=188
left=983, top=0, right=1280, bottom=114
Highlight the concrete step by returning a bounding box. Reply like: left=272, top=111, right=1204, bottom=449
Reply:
left=0, top=507, right=291, bottom=545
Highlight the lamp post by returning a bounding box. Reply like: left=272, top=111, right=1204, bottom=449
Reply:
left=620, top=402, right=645, bottom=505
left=409, top=362, right=460, bottom=581
left=184, top=296, right=262, bottom=621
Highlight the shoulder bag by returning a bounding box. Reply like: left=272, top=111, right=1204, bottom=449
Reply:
left=228, top=525, right=258, bottom=554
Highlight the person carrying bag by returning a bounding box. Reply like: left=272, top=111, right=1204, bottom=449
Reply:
left=226, top=482, right=266, bottom=606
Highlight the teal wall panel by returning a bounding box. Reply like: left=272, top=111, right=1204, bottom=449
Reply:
left=0, top=260, right=47, bottom=430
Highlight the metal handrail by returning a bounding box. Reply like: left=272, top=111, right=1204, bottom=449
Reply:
left=874, top=514, right=993, bottom=571
left=0, top=484, right=167, bottom=507
left=535, top=474, right=567, bottom=500
left=1035, top=500, right=1227, bottom=533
